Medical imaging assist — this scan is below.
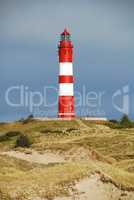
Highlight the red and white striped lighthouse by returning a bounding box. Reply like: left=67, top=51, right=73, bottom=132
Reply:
left=58, top=28, right=75, bottom=119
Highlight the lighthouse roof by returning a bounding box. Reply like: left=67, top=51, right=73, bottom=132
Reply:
left=61, top=28, right=70, bottom=35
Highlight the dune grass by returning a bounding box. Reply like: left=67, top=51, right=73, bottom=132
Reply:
left=0, top=119, right=134, bottom=199
left=0, top=154, right=95, bottom=199
left=0, top=155, right=134, bottom=199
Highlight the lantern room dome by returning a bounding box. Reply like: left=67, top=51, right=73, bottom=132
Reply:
left=60, top=28, right=71, bottom=41
left=61, top=28, right=70, bottom=35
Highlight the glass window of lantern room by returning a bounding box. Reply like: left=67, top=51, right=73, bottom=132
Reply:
left=61, top=35, right=70, bottom=41
left=66, top=35, right=70, bottom=40
left=61, top=35, right=65, bottom=40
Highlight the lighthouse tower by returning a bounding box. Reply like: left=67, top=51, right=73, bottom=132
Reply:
left=58, top=28, right=75, bottom=119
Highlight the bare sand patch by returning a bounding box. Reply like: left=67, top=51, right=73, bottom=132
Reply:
left=55, top=174, right=134, bottom=200
left=1, top=150, right=65, bottom=164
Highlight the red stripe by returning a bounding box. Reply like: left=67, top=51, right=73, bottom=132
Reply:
left=58, top=47, right=72, bottom=62
left=58, top=96, right=75, bottom=118
left=59, top=57, right=72, bottom=62
left=59, top=75, right=73, bottom=83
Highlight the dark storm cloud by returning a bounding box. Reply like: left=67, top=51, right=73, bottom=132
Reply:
left=0, top=0, right=134, bottom=47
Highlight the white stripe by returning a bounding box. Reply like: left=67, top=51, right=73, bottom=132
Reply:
left=58, top=113, right=75, bottom=116
left=59, top=83, right=74, bottom=96
left=59, top=62, right=73, bottom=75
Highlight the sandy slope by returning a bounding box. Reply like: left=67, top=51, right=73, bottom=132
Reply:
left=55, top=174, right=134, bottom=200
left=1, top=150, right=134, bottom=200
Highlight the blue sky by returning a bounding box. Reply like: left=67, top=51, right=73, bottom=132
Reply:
left=0, top=0, right=134, bottom=121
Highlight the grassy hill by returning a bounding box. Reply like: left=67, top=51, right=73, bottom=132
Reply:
left=0, top=119, right=134, bottom=199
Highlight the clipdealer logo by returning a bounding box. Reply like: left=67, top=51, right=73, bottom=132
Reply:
left=5, top=85, right=58, bottom=113
left=4, top=84, right=131, bottom=116
left=112, top=85, right=130, bottom=115
left=4, top=85, right=105, bottom=115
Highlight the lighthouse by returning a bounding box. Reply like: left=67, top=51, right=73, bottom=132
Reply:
left=58, top=28, right=75, bottom=119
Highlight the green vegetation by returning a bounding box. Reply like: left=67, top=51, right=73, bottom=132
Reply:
left=108, top=114, right=134, bottom=129
left=0, top=131, right=21, bottom=142
left=120, top=114, right=133, bottom=128
left=15, top=134, right=32, bottom=148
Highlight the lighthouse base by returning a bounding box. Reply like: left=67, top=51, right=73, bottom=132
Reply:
left=58, top=96, right=75, bottom=119
left=58, top=113, right=75, bottom=119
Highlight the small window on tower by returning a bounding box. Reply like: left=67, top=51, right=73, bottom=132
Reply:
left=61, top=35, right=65, bottom=40
left=66, top=35, right=70, bottom=40
left=61, top=34, right=70, bottom=41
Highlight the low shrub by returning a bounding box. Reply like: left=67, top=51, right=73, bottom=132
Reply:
left=0, top=134, right=9, bottom=142
left=41, top=129, right=62, bottom=134
left=109, top=119, right=118, bottom=123
left=108, top=115, right=134, bottom=129
left=0, top=131, right=21, bottom=142
left=66, top=128, right=78, bottom=132
left=120, top=114, right=133, bottom=128
left=22, top=114, right=34, bottom=124
left=5, top=131, right=21, bottom=137
left=15, top=134, right=32, bottom=148
left=107, top=122, right=123, bottom=129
